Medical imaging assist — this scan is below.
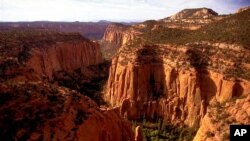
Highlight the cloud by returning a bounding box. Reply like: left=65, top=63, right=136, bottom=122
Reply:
left=0, top=0, right=249, bottom=21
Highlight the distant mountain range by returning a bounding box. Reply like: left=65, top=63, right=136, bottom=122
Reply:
left=0, top=21, right=138, bottom=40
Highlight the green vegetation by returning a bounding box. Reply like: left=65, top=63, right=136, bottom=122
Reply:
left=53, top=61, right=110, bottom=105
left=131, top=118, right=197, bottom=141
left=142, top=27, right=190, bottom=45
left=132, top=9, right=250, bottom=49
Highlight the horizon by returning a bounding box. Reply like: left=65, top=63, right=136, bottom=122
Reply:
left=0, top=0, right=250, bottom=22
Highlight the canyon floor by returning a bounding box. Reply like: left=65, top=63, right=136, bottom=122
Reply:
left=0, top=6, right=250, bottom=141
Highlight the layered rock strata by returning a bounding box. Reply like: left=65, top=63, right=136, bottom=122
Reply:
left=27, top=40, right=102, bottom=79
left=102, top=24, right=138, bottom=49
left=105, top=43, right=250, bottom=128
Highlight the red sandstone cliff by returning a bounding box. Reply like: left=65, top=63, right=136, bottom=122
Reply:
left=102, top=24, right=137, bottom=49
left=0, top=31, right=103, bottom=81
left=105, top=10, right=250, bottom=133
left=27, top=40, right=102, bottom=79
left=105, top=43, right=250, bottom=128
left=100, top=23, right=139, bottom=59
left=0, top=31, right=136, bottom=141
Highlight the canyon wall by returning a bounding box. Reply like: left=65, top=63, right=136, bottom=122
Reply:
left=0, top=31, right=136, bottom=141
left=105, top=43, right=250, bottom=128
left=193, top=94, right=250, bottom=141
left=26, top=40, right=103, bottom=79
left=102, top=24, right=137, bottom=49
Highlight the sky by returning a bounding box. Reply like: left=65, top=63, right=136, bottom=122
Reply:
left=0, top=0, right=250, bottom=22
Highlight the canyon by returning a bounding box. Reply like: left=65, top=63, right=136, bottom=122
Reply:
left=0, top=30, right=136, bottom=141
left=0, top=6, right=250, bottom=141
left=103, top=7, right=250, bottom=140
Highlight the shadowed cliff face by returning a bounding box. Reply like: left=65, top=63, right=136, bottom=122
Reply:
left=105, top=43, right=250, bottom=129
left=105, top=10, right=250, bottom=128
left=118, top=46, right=167, bottom=121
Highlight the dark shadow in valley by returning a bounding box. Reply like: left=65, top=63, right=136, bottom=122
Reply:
left=136, top=45, right=166, bottom=122
left=232, top=81, right=244, bottom=97
left=53, top=60, right=111, bottom=106
left=136, top=45, right=166, bottom=104
left=186, top=46, right=217, bottom=121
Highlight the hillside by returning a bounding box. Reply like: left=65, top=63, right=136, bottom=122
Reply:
left=167, top=8, right=218, bottom=19
left=0, top=81, right=134, bottom=141
left=137, top=8, right=250, bottom=48
left=104, top=7, right=250, bottom=141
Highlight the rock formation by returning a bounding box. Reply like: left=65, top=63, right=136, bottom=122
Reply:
left=160, top=8, right=225, bottom=30
left=105, top=43, right=250, bottom=128
left=0, top=82, right=134, bottom=141
left=100, top=23, right=139, bottom=59
left=0, top=30, right=135, bottom=141
left=169, top=8, right=218, bottom=20
left=0, top=31, right=102, bottom=81
left=135, top=126, right=143, bottom=141
left=1, top=6, right=250, bottom=141
left=102, top=23, right=137, bottom=49
left=27, top=40, right=102, bottom=79
left=105, top=7, right=250, bottom=141
left=193, top=95, right=250, bottom=141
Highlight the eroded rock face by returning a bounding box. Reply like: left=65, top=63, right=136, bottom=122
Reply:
left=0, top=82, right=134, bottom=141
left=102, top=24, right=137, bottom=49
left=160, top=8, right=225, bottom=30
left=0, top=32, right=103, bottom=81
left=27, top=40, right=103, bottom=79
left=193, top=95, right=250, bottom=141
left=105, top=44, right=250, bottom=128
left=170, top=8, right=218, bottom=20
left=0, top=31, right=135, bottom=141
